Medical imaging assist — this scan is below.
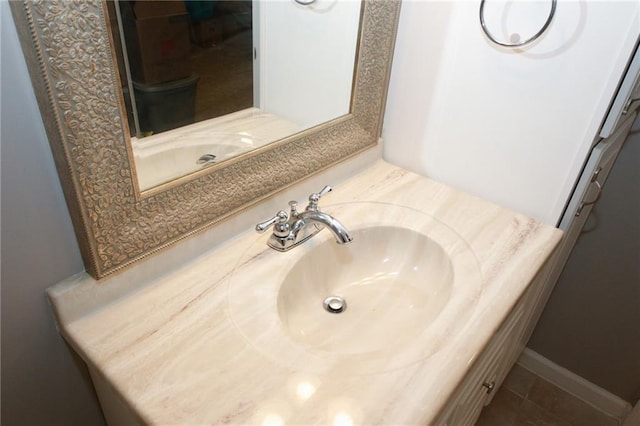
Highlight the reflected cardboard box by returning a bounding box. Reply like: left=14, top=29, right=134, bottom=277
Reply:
left=120, top=1, right=191, bottom=85
left=191, top=17, right=224, bottom=48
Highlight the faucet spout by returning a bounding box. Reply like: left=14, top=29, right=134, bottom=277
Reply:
left=255, top=185, right=352, bottom=251
left=297, top=211, right=353, bottom=244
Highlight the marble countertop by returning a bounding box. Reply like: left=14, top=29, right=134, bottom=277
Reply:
left=48, top=160, right=562, bottom=425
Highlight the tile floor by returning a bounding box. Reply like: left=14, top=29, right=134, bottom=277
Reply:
left=476, top=364, right=621, bottom=425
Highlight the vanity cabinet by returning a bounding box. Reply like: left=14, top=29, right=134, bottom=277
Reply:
left=44, top=160, right=562, bottom=425
left=436, top=259, right=555, bottom=426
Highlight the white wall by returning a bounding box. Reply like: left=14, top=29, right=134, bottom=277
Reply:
left=256, top=0, right=360, bottom=129
left=383, top=0, right=640, bottom=225
left=1, top=2, right=105, bottom=423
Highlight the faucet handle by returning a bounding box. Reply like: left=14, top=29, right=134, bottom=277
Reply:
left=255, top=210, right=288, bottom=233
left=307, top=185, right=332, bottom=210
left=288, top=200, right=299, bottom=217
left=317, top=185, right=333, bottom=198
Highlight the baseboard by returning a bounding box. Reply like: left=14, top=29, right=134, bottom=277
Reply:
left=624, top=402, right=640, bottom=426
left=517, top=348, right=633, bottom=421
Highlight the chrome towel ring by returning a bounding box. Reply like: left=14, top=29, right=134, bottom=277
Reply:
left=480, top=0, right=557, bottom=47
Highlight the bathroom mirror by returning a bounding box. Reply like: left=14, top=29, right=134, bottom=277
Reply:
left=113, top=0, right=363, bottom=190
left=10, top=0, right=400, bottom=279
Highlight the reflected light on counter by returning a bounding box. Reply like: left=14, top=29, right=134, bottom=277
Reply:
left=296, top=381, right=316, bottom=401
left=262, top=414, right=284, bottom=426
left=333, top=412, right=353, bottom=426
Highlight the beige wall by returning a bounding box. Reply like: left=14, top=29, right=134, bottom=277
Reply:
left=529, top=116, right=640, bottom=403
left=1, top=2, right=105, bottom=424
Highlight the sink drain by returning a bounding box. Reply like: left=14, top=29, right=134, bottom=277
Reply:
left=323, top=296, right=347, bottom=314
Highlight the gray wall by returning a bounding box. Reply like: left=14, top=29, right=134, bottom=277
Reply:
left=529, top=117, right=640, bottom=403
left=1, top=2, right=105, bottom=424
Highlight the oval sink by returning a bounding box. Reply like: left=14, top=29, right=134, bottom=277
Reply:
left=226, top=202, right=482, bottom=374
left=278, top=226, right=454, bottom=355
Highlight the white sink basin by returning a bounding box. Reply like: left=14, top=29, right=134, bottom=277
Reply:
left=133, top=136, right=258, bottom=189
left=226, top=202, right=482, bottom=374
left=278, top=226, right=454, bottom=355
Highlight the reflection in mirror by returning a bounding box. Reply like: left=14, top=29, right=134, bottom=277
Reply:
left=115, top=0, right=254, bottom=135
left=11, top=0, right=399, bottom=278
left=110, top=0, right=362, bottom=191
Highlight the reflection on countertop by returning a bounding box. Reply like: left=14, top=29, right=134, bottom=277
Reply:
left=132, top=107, right=301, bottom=190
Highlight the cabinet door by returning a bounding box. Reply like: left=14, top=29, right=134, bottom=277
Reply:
left=484, top=267, right=554, bottom=408
left=439, top=307, right=525, bottom=425
left=560, top=111, right=636, bottom=237
left=547, top=111, right=637, bottom=300
left=600, top=43, right=640, bottom=138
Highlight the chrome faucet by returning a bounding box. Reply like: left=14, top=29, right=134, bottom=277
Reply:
left=255, top=186, right=352, bottom=251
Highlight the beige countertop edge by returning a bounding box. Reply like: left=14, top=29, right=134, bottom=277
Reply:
left=51, top=160, right=562, bottom=425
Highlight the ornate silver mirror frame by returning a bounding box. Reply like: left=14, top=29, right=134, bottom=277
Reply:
left=10, top=0, right=401, bottom=279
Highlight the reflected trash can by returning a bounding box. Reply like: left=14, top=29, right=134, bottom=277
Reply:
left=132, top=74, right=200, bottom=135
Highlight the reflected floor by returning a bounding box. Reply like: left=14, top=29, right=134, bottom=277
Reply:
left=190, top=6, right=253, bottom=123
left=477, top=365, right=621, bottom=425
